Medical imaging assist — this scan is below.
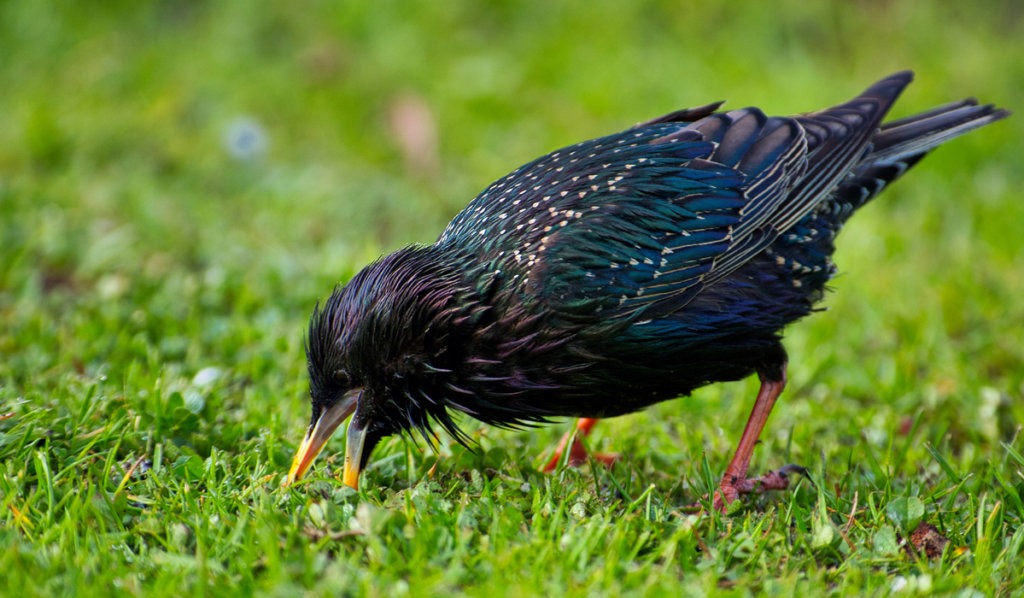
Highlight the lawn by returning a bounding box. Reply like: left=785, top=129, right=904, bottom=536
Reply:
left=1, top=1, right=1022, bottom=595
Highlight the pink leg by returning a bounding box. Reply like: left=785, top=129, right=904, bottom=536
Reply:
left=713, top=366, right=804, bottom=511
left=541, top=418, right=618, bottom=473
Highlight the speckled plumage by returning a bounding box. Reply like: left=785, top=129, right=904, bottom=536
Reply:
left=292, top=72, right=1007, bottom=497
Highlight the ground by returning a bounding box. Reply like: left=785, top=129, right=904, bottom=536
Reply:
left=1, top=1, right=1022, bottom=595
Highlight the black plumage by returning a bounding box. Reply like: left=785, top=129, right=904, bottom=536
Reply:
left=286, top=72, right=1007, bottom=508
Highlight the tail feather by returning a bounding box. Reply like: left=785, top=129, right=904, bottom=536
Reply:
left=868, top=101, right=1010, bottom=164
left=829, top=95, right=1010, bottom=218
left=878, top=98, right=978, bottom=129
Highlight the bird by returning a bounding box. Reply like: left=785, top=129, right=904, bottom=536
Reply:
left=285, top=71, right=1008, bottom=510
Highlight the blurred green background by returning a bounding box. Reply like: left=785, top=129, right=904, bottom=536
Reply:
left=1, top=1, right=1022, bottom=595
left=2, top=2, right=1019, bottom=303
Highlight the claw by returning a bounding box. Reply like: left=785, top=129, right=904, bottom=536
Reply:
left=541, top=418, right=618, bottom=472
left=711, top=463, right=810, bottom=511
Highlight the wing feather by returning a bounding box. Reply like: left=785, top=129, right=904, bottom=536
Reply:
left=440, top=73, right=917, bottom=324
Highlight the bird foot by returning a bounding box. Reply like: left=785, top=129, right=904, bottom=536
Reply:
left=711, top=463, right=809, bottom=512
left=540, top=435, right=618, bottom=473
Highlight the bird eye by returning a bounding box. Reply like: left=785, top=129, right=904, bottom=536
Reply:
left=333, top=369, right=351, bottom=387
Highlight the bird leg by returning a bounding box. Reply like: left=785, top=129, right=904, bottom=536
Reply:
left=541, top=418, right=619, bottom=473
left=713, top=363, right=803, bottom=511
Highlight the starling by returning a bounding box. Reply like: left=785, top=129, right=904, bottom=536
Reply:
left=286, top=72, right=1007, bottom=509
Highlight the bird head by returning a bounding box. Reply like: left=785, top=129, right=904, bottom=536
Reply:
left=285, top=247, right=473, bottom=489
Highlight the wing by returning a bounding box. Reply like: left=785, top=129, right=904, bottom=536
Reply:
left=440, top=72, right=914, bottom=323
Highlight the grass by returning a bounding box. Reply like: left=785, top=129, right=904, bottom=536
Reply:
left=1, top=1, right=1022, bottom=595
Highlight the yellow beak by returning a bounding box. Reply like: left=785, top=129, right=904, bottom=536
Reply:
left=342, top=419, right=368, bottom=489
left=285, top=390, right=359, bottom=485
